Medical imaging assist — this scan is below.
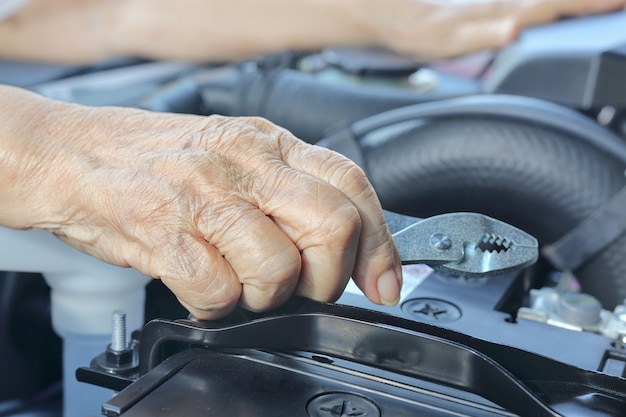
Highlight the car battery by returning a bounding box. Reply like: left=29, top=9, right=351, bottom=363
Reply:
left=78, top=262, right=626, bottom=417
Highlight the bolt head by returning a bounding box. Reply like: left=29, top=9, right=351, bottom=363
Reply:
left=430, top=233, right=452, bottom=250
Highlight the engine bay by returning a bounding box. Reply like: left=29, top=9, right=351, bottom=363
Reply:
left=2, top=10, right=626, bottom=417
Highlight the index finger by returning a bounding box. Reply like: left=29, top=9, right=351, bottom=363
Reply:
left=275, top=134, right=402, bottom=306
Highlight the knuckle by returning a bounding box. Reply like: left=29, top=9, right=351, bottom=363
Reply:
left=160, top=239, right=242, bottom=311
left=204, top=280, right=241, bottom=309
left=341, top=162, right=373, bottom=194
left=240, top=246, right=301, bottom=312
left=244, top=115, right=276, bottom=131
left=178, top=272, right=241, bottom=312
left=322, top=201, right=362, bottom=247
left=326, top=159, right=376, bottom=202
left=242, top=244, right=301, bottom=288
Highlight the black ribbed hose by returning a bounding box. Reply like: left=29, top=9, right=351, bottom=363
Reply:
left=361, top=115, right=626, bottom=309
left=197, top=66, right=478, bottom=143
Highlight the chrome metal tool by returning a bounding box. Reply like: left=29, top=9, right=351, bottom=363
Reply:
left=384, top=210, right=539, bottom=277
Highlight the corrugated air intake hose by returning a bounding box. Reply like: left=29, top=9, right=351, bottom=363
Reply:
left=320, top=95, right=626, bottom=309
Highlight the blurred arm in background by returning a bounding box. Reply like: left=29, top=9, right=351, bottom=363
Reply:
left=0, top=0, right=624, bottom=65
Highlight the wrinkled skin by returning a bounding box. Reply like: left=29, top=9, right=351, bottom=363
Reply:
left=0, top=0, right=624, bottom=64
left=0, top=87, right=402, bottom=319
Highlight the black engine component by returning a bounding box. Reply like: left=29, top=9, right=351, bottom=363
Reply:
left=0, top=272, right=62, bottom=415
left=484, top=12, right=626, bottom=109
left=3, top=10, right=626, bottom=417
left=78, top=266, right=626, bottom=417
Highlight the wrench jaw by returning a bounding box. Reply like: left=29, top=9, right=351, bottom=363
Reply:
left=441, top=221, right=539, bottom=277
left=437, top=239, right=539, bottom=278
left=387, top=211, right=539, bottom=277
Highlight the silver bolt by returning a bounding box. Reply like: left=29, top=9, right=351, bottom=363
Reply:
left=111, top=310, right=127, bottom=352
left=430, top=233, right=452, bottom=250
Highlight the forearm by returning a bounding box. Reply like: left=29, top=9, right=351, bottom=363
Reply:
left=0, top=0, right=117, bottom=64
left=112, top=0, right=370, bottom=62
left=0, top=0, right=371, bottom=64
left=0, top=86, right=79, bottom=229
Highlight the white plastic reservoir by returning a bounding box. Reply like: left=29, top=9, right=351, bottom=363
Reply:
left=0, top=227, right=151, bottom=417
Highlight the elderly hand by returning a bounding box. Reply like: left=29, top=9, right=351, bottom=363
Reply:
left=0, top=86, right=402, bottom=319
left=352, top=0, right=626, bottom=61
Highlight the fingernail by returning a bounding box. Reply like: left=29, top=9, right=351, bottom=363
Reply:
left=377, top=269, right=401, bottom=306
